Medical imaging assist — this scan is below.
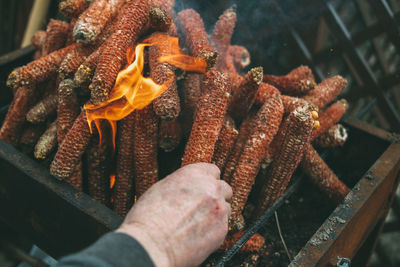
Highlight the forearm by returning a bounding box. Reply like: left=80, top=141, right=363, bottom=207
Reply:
left=55, top=232, right=155, bottom=267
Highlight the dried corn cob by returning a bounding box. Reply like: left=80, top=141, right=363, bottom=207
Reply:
left=34, top=120, right=57, bottom=159
left=149, top=45, right=180, bottom=120
left=90, top=0, right=151, bottom=104
left=181, top=70, right=230, bottom=166
left=253, top=82, right=281, bottom=106
left=257, top=106, right=315, bottom=216
left=212, top=116, right=238, bottom=171
left=211, top=6, right=237, bottom=69
left=59, top=43, right=96, bottom=79
left=228, top=67, right=263, bottom=120
left=149, top=6, right=172, bottom=32
left=26, top=92, right=58, bottom=124
left=301, top=143, right=350, bottom=204
left=227, top=45, right=250, bottom=71
left=86, top=129, right=111, bottom=206
left=280, top=95, right=315, bottom=114
left=134, top=105, right=159, bottom=197
left=180, top=73, right=202, bottom=135
left=42, top=19, right=70, bottom=56
left=311, top=99, right=348, bottom=141
left=7, top=44, right=78, bottom=90
left=31, top=31, right=46, bottom=49
left=222, top=110, right=257, bottom=183
left=220, top=231, right=264, bottom=252
left=66, top=18, right=78, bottom=45
left=314, top=123, right=348, bottom=147
left=303, top=75, right=347, bottom=109
left=59, top=0, right=90, bottom=19
left=159, top=119, right=182, bottom=152
left=74, top=46, right=102, bottom=87
left=0, top=85, right=37, bottom=146
left=20, top=124, right=46, bottom=152
left=263, top=65, right=316, bottom=95
left=57, top=79, right=81, bottom=144
left=114, top=112, right=136, bottom=215
left=73, top=0, right=124, bottom=44
left=176, top=9, right=218, bottom=68
left=229, top=96, right=284, bottom=230
left=50, top=111, right=91, bottom=181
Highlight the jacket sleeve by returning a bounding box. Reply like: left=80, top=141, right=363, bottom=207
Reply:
left=54, top=232, right=155, bottom=267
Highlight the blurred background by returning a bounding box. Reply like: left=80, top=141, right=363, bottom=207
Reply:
left=0, top=0, right=399, bottom=266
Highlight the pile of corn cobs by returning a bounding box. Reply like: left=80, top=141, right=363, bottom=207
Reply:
left=0, top=0, right=351, bottom=260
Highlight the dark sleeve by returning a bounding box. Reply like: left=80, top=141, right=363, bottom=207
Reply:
left=54, top=232, right=155, bottom=267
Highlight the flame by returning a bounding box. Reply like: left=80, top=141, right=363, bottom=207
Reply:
left=84, top=33, right=207, bottom=146
left=109, top=174, right=116, bottom=189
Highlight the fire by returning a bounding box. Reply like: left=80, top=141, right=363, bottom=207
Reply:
left=109, top=174, right=116, bottom=189
left=84, top=33, right=207, bottom=145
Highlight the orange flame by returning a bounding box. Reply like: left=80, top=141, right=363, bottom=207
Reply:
left=84, top=33, right=207, bottom=146
left=109, top=174, right=116, bottom=189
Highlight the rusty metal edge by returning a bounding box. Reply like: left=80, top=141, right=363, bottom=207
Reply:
left=0, top=45, right=35, bottom=68
left=289, top=138, right=400, bottom=266
left=0, top=140, right=123, bottom=232
left=343, top=116, right=400, bottom=143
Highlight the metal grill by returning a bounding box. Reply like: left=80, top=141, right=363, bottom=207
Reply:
left=286, top=0, right=400, bottom=132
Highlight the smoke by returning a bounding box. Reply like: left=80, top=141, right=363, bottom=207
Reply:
left=173, top=0, right=328, bottom=74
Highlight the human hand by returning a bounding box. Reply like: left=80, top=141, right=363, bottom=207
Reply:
left=116, top=163, right=232, bottom=267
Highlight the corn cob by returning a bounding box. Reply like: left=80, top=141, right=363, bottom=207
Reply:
left=134, top=105, right=159, bottom=197
left=181, top=70, right=230, bottom=166
left=180, top=73, right=202, bottom=135
left=0, top=85, right=37, bottom=146
left=26, top=92, right=58, bottom=124
left=89, top=0, right=151, bottom=105
left=222, top=110, right=257, bottom=183
left=42, top=19, right=70, bottom=56
left=311, top=99, right=348, bottom=141
left=159, top=119, right=182, bottom=152
left=86, top=128, right=111, bottom=206
left=114, top=112, right=136, bottom=216
left=57, top=79, right=81, bottom=144
left=176, top=9, right=218, bottom=69
left=211, top=6, right=237, bottom=70
left=212, top=116, right=238, bottom=172
left=149, top=45, right=180, bottom=120
left=301, top=143, right=350, bottom=204
left=257, top=106, right=314, bottom=216
left=149, top=6, right=172, bottom=33
left=253, top=82, right=281, bottom=106
left=59, top=0, right=90, bottom=19
left=50, top=111, right=91, bottom=181
left=303, top=75, right=347, bottom=109
left=73, top=0, right=124, bottom=44
left=229, top=96, right=284, bottom=230
left=228, top=67, right=263, bottom=120
left=7, top=44, right=78, bottom=90
left=31, top=31, right=46, bottom=49
left=59, top=43, right=96, bottom=79
left=20, top=124, right=46, bottom=153
left=66, top=18, right=78, bottom=45
left=227, top=45, right=250, bottom=71
left=263, top=65, right=316, bottom=95
left=219, top=231, right=265, bottom=252
left=74, top=46, right=102, bottom=87
left=34, top=120, right=57, bottom=159
left=152, top=0, right=174, bottom=14
left=314, top=123, right=348, bottom=147
left=280, top=95, right=315, bottom=114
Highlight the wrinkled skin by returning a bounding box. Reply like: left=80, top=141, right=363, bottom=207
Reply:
left=116, top=163, right=232, bottom=267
